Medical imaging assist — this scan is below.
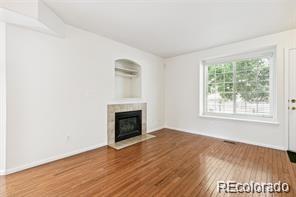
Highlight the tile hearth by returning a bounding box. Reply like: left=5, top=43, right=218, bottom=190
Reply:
left=108, top=134, right=155, bottom=150
left=107, top=102, right=154, bottom=149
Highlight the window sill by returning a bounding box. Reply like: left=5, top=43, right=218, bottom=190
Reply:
left=199, top=114, right=279, bottom=125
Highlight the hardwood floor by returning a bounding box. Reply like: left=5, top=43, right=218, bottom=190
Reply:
left=0, top=129, right=296, bottom=196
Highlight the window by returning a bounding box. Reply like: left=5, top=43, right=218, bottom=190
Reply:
left=201, top=48, right=276, bottom=122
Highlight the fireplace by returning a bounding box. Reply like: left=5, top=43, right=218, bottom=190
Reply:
left=115, top=110, right=142, bottom=142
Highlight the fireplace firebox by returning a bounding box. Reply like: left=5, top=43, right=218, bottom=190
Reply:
left=115, top=110, right=142, bottom=142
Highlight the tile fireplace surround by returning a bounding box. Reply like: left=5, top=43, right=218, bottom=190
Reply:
left=107, top=102, right=154, bottom=149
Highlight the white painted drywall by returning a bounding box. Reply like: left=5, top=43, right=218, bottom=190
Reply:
left=164, top=29, right=296, bottom=150
left=37, top=0, right=65, bottom=36
left=5, top=24, right=164, bottom=171
left=0, top=0, right=65, bottom=37
left=44, top=0, right=296, bottom=57
left=115, top=75, right=141, bottom=99
left=0, top=0, right=38, bottom=18
left=0, top=22, right=6, bottom=175
left=114, top=60, right=141, bottom=99
left=115, top=76, right=132, bottom=98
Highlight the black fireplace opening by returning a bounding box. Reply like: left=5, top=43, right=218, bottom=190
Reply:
left=115, top=110, right=142, bottom=142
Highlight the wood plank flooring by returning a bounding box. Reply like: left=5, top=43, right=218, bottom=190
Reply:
left=0, top=129, right=296, bottom=196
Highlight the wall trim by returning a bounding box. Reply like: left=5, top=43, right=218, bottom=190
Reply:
left=0, top=169, right=5, bottom=176
left=3, top=127, right=164, bottom=176
left=2, top=126, right=284, bottom=175
left=147, top=126, right=165, bottom=133
left=165, top=126, right=286, bottom=151
left=0, top=22, right=7, bottom=174
left=5, top=142, right=106, bottom=175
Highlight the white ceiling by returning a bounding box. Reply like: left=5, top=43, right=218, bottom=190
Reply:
left=44, top=0, right=296, bottom=58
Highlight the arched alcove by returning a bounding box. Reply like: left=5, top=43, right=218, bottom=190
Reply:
left=115, top=59, right=141, bottom=99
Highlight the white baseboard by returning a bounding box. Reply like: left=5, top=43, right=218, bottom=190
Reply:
left=3, top=128, right=165, bottom=176
left=147, top=126, right=164, bottom=133
left=0, top=169, right=5, bottom=176
left=165, top=126, right=286, bottom=151
left=6, top=126, right=278, bottom=176
left=5, top=142, right=106, bottom=175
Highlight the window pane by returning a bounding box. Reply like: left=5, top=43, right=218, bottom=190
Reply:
left=216, top=74, right=224, bottom=83
left=208, top=84, right=217, bottom=94
left=207, top=63, right=234, bottom=114
left=215, top=65, right=224, bottom=74
left=207, top=96, right=234, bottom=113
left=234, top=58, right=271, bottom=116
left=224, top=63, right=233, bottom=72
left=208, top=73, right=215, bottom=84
left=225, top=83, right=233, bottom=92
left=225, top=73, right=233, bottom=82
left=205, top=52, right=273, bottom=117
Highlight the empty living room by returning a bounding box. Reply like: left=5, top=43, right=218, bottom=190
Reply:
left=1, top=0, right=296, bottom=196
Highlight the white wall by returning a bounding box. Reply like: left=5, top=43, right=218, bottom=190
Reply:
left=0, top=22, right=6, bottom=175
left=164, top=29, right=296, bottom=150
left=0, top=0, right=65, bottom=37
left=0, top=0, right=38, bottom=18
left=5, top=14, right=295, bottom=174
left=115, top=76, right=133, bottom=98
left=5, top=24, right=164, bottom=172
left=115, top=75, right=141, bottom=99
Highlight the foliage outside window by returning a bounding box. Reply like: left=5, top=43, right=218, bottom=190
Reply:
left=203, top=50, right=274, bottom=118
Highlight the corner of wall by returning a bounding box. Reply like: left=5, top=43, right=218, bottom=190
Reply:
left=37, top=0, right=66, bottom=37
left=4, top=142, right=106, bottom=175
left=0, top=1, right=65, bottom=37
left=0, top=22, right=7, bottom=175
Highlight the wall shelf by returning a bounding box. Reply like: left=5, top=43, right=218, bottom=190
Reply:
left=115, top=67, right=138, bottom=78
left=115, top=59, right=141, bottom=99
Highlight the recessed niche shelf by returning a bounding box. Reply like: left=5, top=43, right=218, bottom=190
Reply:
left=115, top=59, right=141, bottom=99
left=115, top=67, right=138, bottom=78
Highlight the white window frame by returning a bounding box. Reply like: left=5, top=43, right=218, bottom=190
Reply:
left=199, top=47, right=278, bottom=124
